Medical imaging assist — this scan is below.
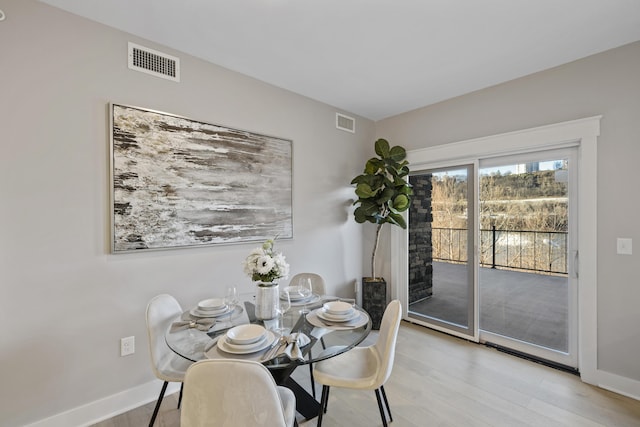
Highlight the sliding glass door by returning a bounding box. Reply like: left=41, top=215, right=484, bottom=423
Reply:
left=406, top=165, right=477, bottom=340
left=404, top=148, right=577, bottom=368
left=478, top=149, right=577, bottom=368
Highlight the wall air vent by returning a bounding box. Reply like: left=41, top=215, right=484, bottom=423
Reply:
left=336, top=113, right=355, bottom=133
left=128, top=42, right=180, bottom=82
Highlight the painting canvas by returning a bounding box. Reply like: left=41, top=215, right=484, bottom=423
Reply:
left=110, top=103, right=293, bottom=252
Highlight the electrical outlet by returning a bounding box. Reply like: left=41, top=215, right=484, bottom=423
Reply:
left=617, top=238, right=633, bottom=255
left=120, top=336, right=135, bottom=356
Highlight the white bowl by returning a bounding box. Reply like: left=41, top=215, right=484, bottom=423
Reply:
left=323, top=301, right=354, bottom=315
left=226, top=324, right=266, bottom=345
left=197, top=298, right=226, bottom=310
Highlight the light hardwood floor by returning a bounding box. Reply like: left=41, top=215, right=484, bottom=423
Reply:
left=92, top=322, right=640, bottom=426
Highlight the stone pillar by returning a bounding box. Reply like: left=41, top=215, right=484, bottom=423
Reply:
left=408, top=175, right=433, bottom=304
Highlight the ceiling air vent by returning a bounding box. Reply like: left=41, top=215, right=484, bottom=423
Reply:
left=128, top=42, right=180, bottom=82
left=336, top=113, right=355, bottom=133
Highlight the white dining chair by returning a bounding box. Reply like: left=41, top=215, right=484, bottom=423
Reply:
left=313, top=299, right=402, bottom=427
left=145, top=294, right=193, bottom=427
left=289, top=272, right=326, bottom=398
left=289, top=272, right=326, bottom=296
left=180, top=359, right=298, bottom=427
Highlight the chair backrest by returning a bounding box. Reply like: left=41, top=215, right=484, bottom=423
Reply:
left=373, top=300, right=402, bottom=387
left=289, top=272, right=326, bottom=295
left=145, top=294, right=184, bottom=380
left=181, top=359, right=290, bottom=427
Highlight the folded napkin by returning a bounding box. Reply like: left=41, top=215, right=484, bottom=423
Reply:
left=170, top=318, right=215, bottom=333
left=278, top=332, right=310, bottom=362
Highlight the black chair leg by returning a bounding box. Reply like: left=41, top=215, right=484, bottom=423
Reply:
left=308, top=364, right=316, bottom=399
left=374, top=388, right=388, bottom=427
left=149, top=381, right=168, bottom=427
left=380, top=384, right=392, bottom=422
left=318, top=385, right=330, bottom=427
left=177, top=383, right=184, bottom=409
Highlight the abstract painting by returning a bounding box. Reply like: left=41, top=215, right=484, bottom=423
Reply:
left=110, top=103, right=293, bottom=252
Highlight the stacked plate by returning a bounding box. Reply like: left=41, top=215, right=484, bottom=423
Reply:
left=281, top=286, right=319, bottom=305
left=191, top=298, right=231, bottom=318
left=217, top=324, right=276, bottom=354
left=317, top=301, right=360, bottom=323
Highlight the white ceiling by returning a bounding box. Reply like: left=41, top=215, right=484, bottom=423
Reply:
left=39, top=0, right=640, bottom=121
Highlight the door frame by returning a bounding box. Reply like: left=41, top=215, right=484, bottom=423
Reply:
left=392, top=116, right=600, bottom=381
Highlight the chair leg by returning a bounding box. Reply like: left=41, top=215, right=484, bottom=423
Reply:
left=177, top=382, right=184, bottom=409
left=324, top=386, right=330, bottom=413
left=380, top=385, right=392, bottom=422
left=318, top=385, right=330, bottom=427
left=374, top=388, right=388, bottom=427
left=308, top=363, right=316, bottom=399
left=149, top=381, right=168, bottom=427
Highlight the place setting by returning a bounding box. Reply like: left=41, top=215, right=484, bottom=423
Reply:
left=281, top=280, right=320, bottom=309
left=204, top=324, right=310, bottom=363
left=171, top=288, right=246, bottom=335
left=306, top=300, right=370, bottom=330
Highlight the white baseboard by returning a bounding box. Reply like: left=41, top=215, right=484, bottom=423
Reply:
left=596, top=369, right=640, bottom=401
left=23, top=380, right=180, bottom=427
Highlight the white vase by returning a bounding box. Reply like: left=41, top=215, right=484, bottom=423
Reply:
left=255, top=282, right=279, bottom=320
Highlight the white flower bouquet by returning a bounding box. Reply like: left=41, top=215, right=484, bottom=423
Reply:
left=243, top=238, right=290, bottom=284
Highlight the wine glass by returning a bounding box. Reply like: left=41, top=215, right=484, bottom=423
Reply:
left=224, top=286, right=238, bottom=307
left=275, top=290, right=291, bottom=335
left=299, top=277, right=314, bottom=314
left=223, top=286, right=239, bottom=327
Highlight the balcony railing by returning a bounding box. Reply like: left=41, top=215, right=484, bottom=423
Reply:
left=432, top=227, right=568, bottom=275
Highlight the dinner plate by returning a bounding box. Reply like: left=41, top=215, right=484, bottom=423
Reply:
left=217, top=330, right=277, bottom=354
left=197, top=298, right=226, bottom=311
left=190, top=305, right=232, bottom=318
left=317, top=308, right=360, bottom=322
left=289, top=294, right=320, bottom=307
left=281, top=286, right=312, bottom=301
left=323, top=301, right=354, bottom=315
left=306, top=309, right=369, bottom=330
left=222, top=333, right=269, bottom=352
left=226, top=324, right=267, bottom=345
left=196, top=305, right=229, bottom=316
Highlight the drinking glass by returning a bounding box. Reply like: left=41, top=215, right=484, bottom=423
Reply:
left=299, top=277, right=314, bottom=314
left=222, top=286, right=239, bottom=327
left=275, top=290, right=291, bottom=335
left=224, top=286, right=239, bottom=309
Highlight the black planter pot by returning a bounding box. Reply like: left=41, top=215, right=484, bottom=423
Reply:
left=362, top=277, right=387, bottom=330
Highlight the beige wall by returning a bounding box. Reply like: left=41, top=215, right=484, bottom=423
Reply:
left=377, top=41, right=640, bottom=384
left=0, top=1, right=374, bottom=425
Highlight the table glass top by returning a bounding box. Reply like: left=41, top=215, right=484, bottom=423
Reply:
left=165, top=293, right=372, bottom=369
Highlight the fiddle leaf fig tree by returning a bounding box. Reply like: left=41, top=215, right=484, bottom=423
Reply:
left=351, top=138, right=413, bottom=279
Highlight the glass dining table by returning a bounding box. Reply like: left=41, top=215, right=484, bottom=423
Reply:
left=165, top=292, right=372, bottom=420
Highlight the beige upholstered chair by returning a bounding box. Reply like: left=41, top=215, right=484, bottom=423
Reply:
left=313, top=300, right=402, bottom=427
left=180, top=359, right=298, bottom=427
left=145, top=294, right=193, bottom=427
left=289, top=272, right=327, bottom=398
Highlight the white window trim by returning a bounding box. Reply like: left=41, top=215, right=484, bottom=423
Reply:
left=392, top=115, right=600, bottom=385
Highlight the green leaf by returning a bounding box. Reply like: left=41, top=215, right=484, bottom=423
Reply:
left=355, top=183, right=377, bottom=198
left=377, top=187, right=394, bottom=204
left=374, top=138, right=390, bottom=158
left=392, top=194, right=410, bottom=211
left=388, top=212, right=407, bottom=229
left=388, top=145, right=406, bottom=162
left=364, top=158, right=384, bottom=175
